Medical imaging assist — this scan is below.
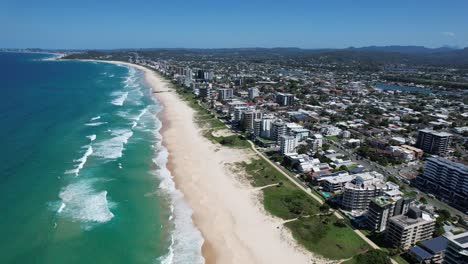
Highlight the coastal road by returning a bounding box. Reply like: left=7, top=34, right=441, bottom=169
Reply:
left=246, top=140, right=385, bottom=255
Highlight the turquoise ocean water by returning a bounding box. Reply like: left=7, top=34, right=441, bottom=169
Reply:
left=0, top=53, right=203, bottom=264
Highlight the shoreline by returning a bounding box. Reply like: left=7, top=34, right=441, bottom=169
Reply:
left=79, top=59, right=322, bottom=263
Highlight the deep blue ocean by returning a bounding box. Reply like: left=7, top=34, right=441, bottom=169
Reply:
left=0, top=52, right=203, bottom=264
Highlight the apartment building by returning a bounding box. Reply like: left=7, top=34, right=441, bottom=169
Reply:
left=367, top=193, right=412, bottom=232
left=386, top=207, right=436, bottom=250
left=341, top=172, right=399, bottom=211
left=248, top=87, right=259, bottom=99
left=416, top=129, right=452, bottom=156
left=417, top=157, right=468, bottom=210
left=242, top=110, right=262, bottom=133
left=218, top=88, right=234, bottom=101
left=276, top=92, right=294, bottom=106
left=271, top=121, right=287, bottom=144
left=444, top=231, right=468, bottom=264
left=280, top=135, right=297, bottom=154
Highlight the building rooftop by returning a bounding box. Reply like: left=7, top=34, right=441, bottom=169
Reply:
left=420, top=236, right=449, bottom=254
left=427, top=157, right=468, bottom=172
left=372, top=195, right=402, bottom=206
left=410, top=245, right=433, bottom=260
left=324, top=174, right=355, bottom=184
left=419, top=129, right=452, bottom=137
left=390, top=209, right=434, bottom=227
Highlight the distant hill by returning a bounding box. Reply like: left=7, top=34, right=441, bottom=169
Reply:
left=60, top=45, right=468, bottom=69
left=346, top=45, right=460, bottom=54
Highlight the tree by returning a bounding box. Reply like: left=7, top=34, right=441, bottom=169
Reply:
left=319, top=204, right=330, bottom=212
left=338, top=165, right=349, bottom=172
left=419, top=197, right=427, bottom=204
left=334, top=219, right=347, bottom=227
left=297, top=144, right=311, bottom=155
left=437, top=209, right=451, bottom=220
left=387, top=176, right=398, bottom=184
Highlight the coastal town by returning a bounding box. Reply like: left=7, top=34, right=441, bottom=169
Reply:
left=63, top=48, right=468, bottom=264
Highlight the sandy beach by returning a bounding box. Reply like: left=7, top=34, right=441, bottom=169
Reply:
left=100, top=61, right=325, bottom=264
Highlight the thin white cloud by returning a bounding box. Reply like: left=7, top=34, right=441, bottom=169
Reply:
left=442, top=31, right=456, bottom=37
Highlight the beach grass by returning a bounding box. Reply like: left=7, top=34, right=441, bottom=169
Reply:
left=212, top=134, right=251, bottom=148
left=286, top=216, right=369, bottom=260
left=238, top=158, right=369, bottom=259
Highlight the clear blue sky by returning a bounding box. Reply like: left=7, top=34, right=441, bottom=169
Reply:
left=1, top=0, right=467, bottom=49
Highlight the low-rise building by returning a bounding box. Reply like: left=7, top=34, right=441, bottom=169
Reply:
left=444, top=231, right=468, bottom=264
left=322, top=173, right=354, bottom=193
left=408, top=236, right=448, bottom=264
left=320, top=125, right=342, bottom=136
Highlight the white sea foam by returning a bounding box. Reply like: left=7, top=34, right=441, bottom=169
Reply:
left=111, top=92, right=128, bottom=106
left=123, top=67, right=137, bottom=88
left=57, top=202, right=66, bottom=213
left=85, top=122, right=107, bottom=127
left=93, top=129, right=133, bottom=160
left=87, top=134, right=97, bottom=142
left=90, top=116, right=101, bottom=121
left=58, top=180, right=114, bottom=224
left=153, top=142, right=205, bottom=264
left=135, top=107, right=148, bottom=121
left=65, top=145, right=93, bottom=176
left=131, top=121, right=137, bottom=129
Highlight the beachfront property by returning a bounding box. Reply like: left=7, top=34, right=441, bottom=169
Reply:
left=444, top=231, right=468, bottom=264
left=341, top=172, right=399, bottom=211
left=242, top=109, right=263, bottom=133
left=280, top=135, right=297, bottom=154
left=408, top=236, right=449, bottom=264
left=271, top=121, right=287, bottom=145
left=367, top=193, right=412, bottom=232
left=259, top=114, right=274, bottom=138
left=284, top=153, right=327, bottom=173
left=321, top=173, right=354, bottom=193
left=386, top=207, right=436, bottom=250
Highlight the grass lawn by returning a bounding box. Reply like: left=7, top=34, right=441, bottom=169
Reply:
left=240, top=158, right=285, bottom=187
left=286, top=216, right=369, bottom=260
left=205, top=132, right=250, bottom=148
